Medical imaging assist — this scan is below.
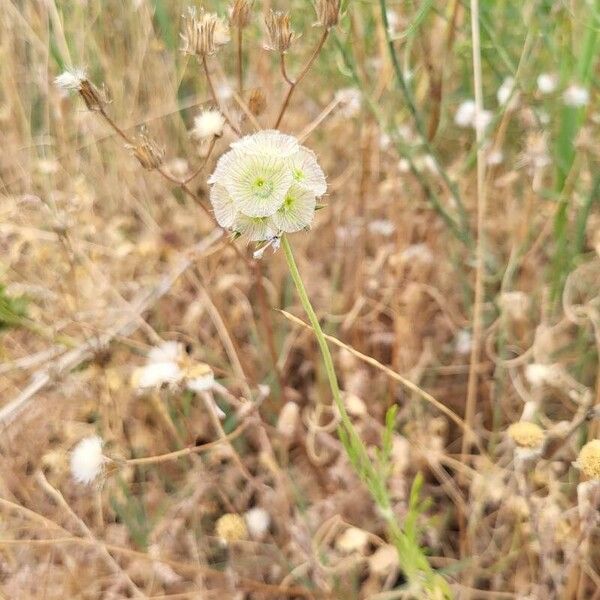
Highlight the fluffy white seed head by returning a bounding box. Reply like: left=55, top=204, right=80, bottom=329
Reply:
left=54, top=68, right=87, bottom=91
left=208, top=131, right=327, bottom=242
left=454, top=100, right=476, bottom=127
left=497, top=77, right=515, bottom=106
left=563, top=84, right=589, bottom=107
left=244, top=507, right=271, bottom=538
left=192, top=109, right=226, bottom=139
left=537, top=73, right=557, bottom=94
left=70, top=436, right=105, bottom=485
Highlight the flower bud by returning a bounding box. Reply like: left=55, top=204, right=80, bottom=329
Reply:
left=508, top=422, right=545, bottom=448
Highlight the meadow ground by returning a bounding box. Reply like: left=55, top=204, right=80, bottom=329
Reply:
left=1, top=1, right=599, bottom=598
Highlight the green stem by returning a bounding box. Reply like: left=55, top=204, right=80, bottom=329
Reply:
left=281, top=236, right=348, bottom=422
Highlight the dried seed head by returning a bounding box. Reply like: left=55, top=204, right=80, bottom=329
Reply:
left=215, top=513, right=248, bottom=543
left=508, top=422, right=545, bottom=448
left=128, top=130, right=165, bottom=170
left=264, top=10, right=297, bottom=53
left=192, top=109, right=226, bottom=139
left=181, top=7, right=230, bottom=57
left=54, top=68, right=104, bottom=111
left=577, top=440, right=600, bottom=479
left=248, top=88, right=267, bottom=116
left=315, top=0, right=340, bottom=29
left=229, top=0, right=252, bottom=28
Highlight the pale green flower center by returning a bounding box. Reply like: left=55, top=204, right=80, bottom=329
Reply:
left=283, top=193, right=295, bottom=210
left=252, top=177, right=274, bottom=199
left=292, top=168, right=305, bottom=182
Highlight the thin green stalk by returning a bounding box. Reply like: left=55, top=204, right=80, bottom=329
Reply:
left=281, top=236, right=346, bottom=421
left=282, top=235, right=450, bottom=598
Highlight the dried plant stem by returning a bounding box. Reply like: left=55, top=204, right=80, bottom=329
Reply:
left=279, top=52, right=294, bottom=85
left=125, top=421, right=249, bottom=465
left=184, top=136, right=217, bottom=184
left=274, top=29, right=329, bottom=129
left=462, top=0, right=487, bottom=459
left=35, top=471, right=147, bottom=599
left=237, top=27, right=244, bottom=94
left=278, top=309, right=484, bottom=449
left=252, top=261, right=288, bottom=399
left=202, top=55, right=241, bottom=135
left=460, top=0, right=487, bottom=574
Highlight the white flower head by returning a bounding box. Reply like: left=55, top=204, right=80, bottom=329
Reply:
left=244, top=507, right=271, bottom=538
left=563, top=84, right=589, bottom=107
left=497, top=76, right=516, bottom=106
left=54, top=68, right=87, bottom=91
left=192, top=109, right=226, bottom=139
left=208, top=130, right=327, bottom=242
left=454, top=100, right=476, bottom=127
left=454, top=100, right=492, bottom=131
left=537, top=73, right=557, bottom=94
left=334, top=87, right=361, bottom=118
left=70, top=436, right=106, bottom=485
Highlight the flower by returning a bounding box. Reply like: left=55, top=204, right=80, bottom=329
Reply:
left=208, top=130, right=327, bottom=242
left=563, top=84, right=589, bottom=107
left=54, top=68, right=87, bottom=91
left=132, top=342, right=216, bottom=393
left=537, top=73, right=557, bottom=94
left=70, top=436, right=105, bottom=485
left=454, top=100, right=476, bottom=127
left=192, top=109, right=226, bottom=139
left=244, top=507, right=271, bottom=538
left=525, top=363, right=554, bottom=387
left=181, top=7, right=230, bottom=56
left=334, top=87, right=361, bottom=118
left=215, top=513, right=248, bottom=543
left=508, top=422, right=545, bottom=448
left=454, top=99, right=492, bottom=130
left=577, top=440, right=600, bottom=479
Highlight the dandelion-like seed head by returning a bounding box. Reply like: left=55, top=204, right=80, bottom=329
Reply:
left=55, top=68, right=87, bottom=91
left=563, top=84, right=589, bottom=108
left=181, top=7, right=230, bottom=57
left=537, top=73, right=557, bottom=94
left=192, top=109, right=226, bottom=139
left=55, top=68, right=104, bottom=111
left=315, top=0, right=341, bottom=29
left=70, top=436, right=106, bottom=485
left=508, top=422, right=545, bottom=449
left=215, top=513, right=248, bottom=544
left=577, top=440, right=600, bottom=479
left=244, top=507, right=271, bottom=538
left=208, top=130, right=327, bottom=244
left=264, top=10, right=297, bottom=53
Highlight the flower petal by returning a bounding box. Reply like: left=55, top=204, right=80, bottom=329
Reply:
left=290, top=147, right=327, bottom=196
left=225, top=153, right=292, bottom=217
left=233, top=214, right=279, bottom=242
left=210, top=184, right=237, bottom=228
left=272, top=185, right=316, bottom=233
left=231, top=129, right=299, bottom=157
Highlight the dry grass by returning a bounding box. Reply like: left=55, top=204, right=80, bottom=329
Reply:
left=1, top=0, right=599, bottom=598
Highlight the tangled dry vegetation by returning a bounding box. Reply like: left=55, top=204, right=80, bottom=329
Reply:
left=1, top=1, right=600, bottom=598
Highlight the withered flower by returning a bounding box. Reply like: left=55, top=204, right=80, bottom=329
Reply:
left=264, top=10, right=297, bottom=53
left=181, top=7, right=231, bottom=57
